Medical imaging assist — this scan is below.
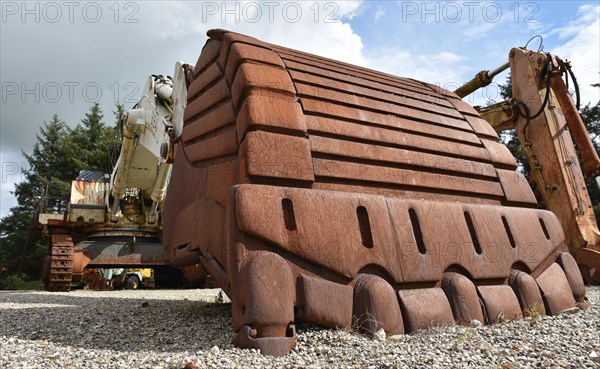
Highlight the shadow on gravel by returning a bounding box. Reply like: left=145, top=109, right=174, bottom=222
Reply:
left=0, top=291, right=234, bottom=353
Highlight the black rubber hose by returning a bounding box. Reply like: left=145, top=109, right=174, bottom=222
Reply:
left=529, top=61, right=552, bottom=120
left=565, top=62, right=581, bottom=110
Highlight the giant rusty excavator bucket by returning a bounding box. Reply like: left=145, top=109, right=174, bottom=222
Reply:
left=163, top=30, right=588, bottom=356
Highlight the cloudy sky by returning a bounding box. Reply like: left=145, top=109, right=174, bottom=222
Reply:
left=1, top=1, right=599, bottom=217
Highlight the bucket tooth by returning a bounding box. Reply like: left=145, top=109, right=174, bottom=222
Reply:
left=509, top=271, right=546, bottom=317
left=441, top=272, right=484, bottom=325
left=556, top=252, right=586, bottom=303
left=232, top=252, right=296, bottom=355
left=352, top=273, right=404, bottom=336
left=477, top=285, right=522, bottom=324
left=297, top=274, right=353, bottom=329
left=233, top=324, right=296, bottom=357
left=397, top=288, right=454, bottom=333
left=535, top=263, right=577, bottom=315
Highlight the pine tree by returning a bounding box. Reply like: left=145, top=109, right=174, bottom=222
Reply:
left=5, top=114, right=76, bottom=280
left=1, top=103, right=124, bottom=285
left=0, top=204, right=46, bottom=280
left=580, top=84, right=600, bottom=151
left=108, top=104, right=126, bottom=171
left=76, top=102, right=106, bottom=172
left=114, top=103, right=126, bottom=138
left=72, top=103, right=121, bottom=173
left=0, top=206, right=37, bottom=278
left=14, top=114, right=75, bottom=212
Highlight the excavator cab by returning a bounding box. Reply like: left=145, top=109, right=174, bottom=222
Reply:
left=67, top=171, right=109, bottom=223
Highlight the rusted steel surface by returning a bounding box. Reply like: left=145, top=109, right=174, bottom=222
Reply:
left=76, top=239, right=168, bottom=267
left=69, top=180, right=105, bottom=206
left=505, top=48, right=600, bottom=285
left=571, top=247, right=600, bottom=284
left=550, top=71, right=600, bottom=177
left=81, top=268, right=111, bottom=290
left=42, top=234, right=76, bottom=292
left=40, top=220, right=170, bottom=286
left=72, top=250, right=89, bottom=283
left=163, top=30, right=588, bottom=355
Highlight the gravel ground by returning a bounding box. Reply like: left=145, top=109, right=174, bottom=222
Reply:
left=0, top=287, right=598, bottom=369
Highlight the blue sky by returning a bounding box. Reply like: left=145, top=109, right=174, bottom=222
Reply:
left=341, top=1, right=599, bottom=104
left=352, top=1, right=588, bottom=44
left=1, top=1, right=599, bottom=217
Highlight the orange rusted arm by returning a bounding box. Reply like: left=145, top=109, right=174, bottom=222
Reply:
left=454, top=61, right=510, bottom=98
left=550, top=72, right=600, bottom=177
left=498, top=48, right=600, bottom=284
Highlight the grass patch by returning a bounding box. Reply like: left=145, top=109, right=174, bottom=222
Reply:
left=15, top=279, right=44, bottom=290
left=525, top=302, right=542, bottom=327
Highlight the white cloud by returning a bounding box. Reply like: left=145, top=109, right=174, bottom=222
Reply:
left=142, top=1, right=469, bottom=87
left=142, top=1, right=366, bottom=64
left=431, top=52, right=465, bottom=63
left=335, top=1, right=363, bottom=19
left=362, top=48, right=468, bottom=90
left=461, top=19, right=501, bottom=40
left=551, top=5, right=600, bottom=105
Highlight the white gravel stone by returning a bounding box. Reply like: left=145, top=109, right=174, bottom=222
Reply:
left=0, top=286, right=598, bottom=368
left=373, top=328, right=386, bottom=341
left=470, top=319, right=482, bottom=328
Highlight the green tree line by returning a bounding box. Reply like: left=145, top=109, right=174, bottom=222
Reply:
left=0, top=103, right=123, bottom=288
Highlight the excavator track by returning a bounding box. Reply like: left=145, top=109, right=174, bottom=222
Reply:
left=43, top=234, right=75, bottom=292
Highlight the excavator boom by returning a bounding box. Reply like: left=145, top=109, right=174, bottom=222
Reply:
left=462, top=48, right=600, bottom=284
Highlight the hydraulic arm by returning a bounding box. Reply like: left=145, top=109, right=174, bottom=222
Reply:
left=456, top=48, right=600, bottom=283
left=110, top=75, right=176, bottom=224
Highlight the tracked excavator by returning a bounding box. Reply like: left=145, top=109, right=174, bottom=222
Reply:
left=161, top=30, right=597, bottom=355
left=39, top=64, right=203, bottom=291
